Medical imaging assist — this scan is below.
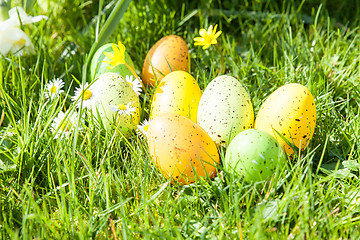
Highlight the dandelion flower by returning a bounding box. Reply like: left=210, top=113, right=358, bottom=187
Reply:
left=102, top=41, right=126, bottom=69
left=50, top=111, right=80, bottom=139
left=72, top=82, right=97, bottom=109
left=194, top=24, right=222, bottom=49
left=108, top=102, right=136, bottom=116
left=44, top=78, right=64, bottom=100
left=136, top=119, right=151, bottom=138
left=125, top=75, right=142, bottom=96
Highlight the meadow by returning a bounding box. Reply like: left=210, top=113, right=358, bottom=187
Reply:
left=1, top=0, right=360, bottom=239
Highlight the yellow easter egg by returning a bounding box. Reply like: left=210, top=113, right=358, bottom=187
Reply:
left=255, top=83, right=316, bottom=154
left=150, top=71, right=202, bottom=122
left=147, top=113, right=219, bottom=185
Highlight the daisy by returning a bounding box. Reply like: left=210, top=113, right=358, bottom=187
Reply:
left=44, top=78, right=64, bottom=100
left=125, top=75, right=142, bottom=96
left=194, top=24, right=222, bottom=50
left=71, top=82, right=97, bottom=109
left=136, top=119, right=151, bottom=138
left=108, top=102, right=136, bottom=116
left=50, top=111, right=80, bottom=139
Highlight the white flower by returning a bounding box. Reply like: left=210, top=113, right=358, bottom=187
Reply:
left=71, top=82, right=97, bottom=109
left=125, top=75, right=142, bottom=96
left=44, top=78, right=64, bottom=100
left=50, top=111, right=80, bottom=139
left=0, top=7, right=47, bottom=56
left=136, top=119, right=151, bottom=138
left=108, top=102, right=136, bottom=116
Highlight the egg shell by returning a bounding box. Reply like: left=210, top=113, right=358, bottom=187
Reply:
left=147, top=113, right=220, bottom=185
left=91, top=72, right=140, bottom=135
left=150, top=71, right=201, bottom=122
left=142, top=35, right=189, bottom=86
left=197, top=75, right=254, bottom=146
left=255, top=83, right=316, bottom=154
left=224, top=129, right=286, bottom=182
left=90, top=43, right=136, bottom=80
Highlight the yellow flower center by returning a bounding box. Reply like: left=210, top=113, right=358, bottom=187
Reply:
left=60, top=120, right=71, bottom=132
left=117, top=104, right=127, bottom=110
left=50, top=86, right=57, bottom=94
left=82, top=89, right=92, bottom=100
left=144, top=125, right=149, bottom=132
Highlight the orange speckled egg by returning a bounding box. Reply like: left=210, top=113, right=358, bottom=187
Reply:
left=147, top=113, right=219, bottom=185
left=142, top=35, right=189, bottom=86
left=150, top=71, right=201, bottom=122
left=255, top=83, right=317, bottom=154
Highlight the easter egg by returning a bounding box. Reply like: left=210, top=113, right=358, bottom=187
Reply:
left=197, top=75, right=254, bottom=146
left=90, top=43, right=136, bottom=80
left=150, top=71, right=201, bottom=122
left=255, top=83, right=316, bottom=154
left=142, top=35, right=189, bottom=86
left=147, top=113, right=219, bottom=185
left=224, top=129, right=286, bottom=182
left=91, top=72, right=140, bottom=135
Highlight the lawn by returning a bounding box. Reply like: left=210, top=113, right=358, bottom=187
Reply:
left=1, top=0, right=360, bottom=239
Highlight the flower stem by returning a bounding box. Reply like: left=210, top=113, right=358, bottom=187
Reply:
left=215, top=44, right=225, bottom=76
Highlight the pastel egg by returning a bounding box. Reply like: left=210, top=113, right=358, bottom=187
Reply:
left=224, top=129, right=286, bottom=182
left=90, top=43, right=136, bottom=80
left=142, top=35, right=189, bottom=86
left=150, top=71, right=201, bottom=122
left=147, top=113, right=219, bottom=185
left=255, top=83, right=317, bottom=154
left=91, top=72, right=140, bottom=135
left=197, top=75, right=254, bottom=145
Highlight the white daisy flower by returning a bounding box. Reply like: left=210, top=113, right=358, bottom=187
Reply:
left=44, top=78, right=64, bottom=100
left=0, top=7, right=47, bottom=56
left=108, top=102, right=136, bottom=116
left=71, top=82, right=97, bottom=109
left=50, top=111, right=80, bottom=139
left=136, top=119, right=151, bottom=138
left=125, top=75, right=142, bottom=96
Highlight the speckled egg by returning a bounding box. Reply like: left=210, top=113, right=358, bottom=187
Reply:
left=255, top=83, right=316, bottom=154
left=150, top=71, right=201, bottom=122
left=142, top=35, right=189, bottom=86
left=224, top=129, right=286, bottom=182
left=197, top=75, right=254, bottom=146
left=90, top=43, right=136, bottom=80
left=91, top=72, right=140, bottom=135
left=147, top=113, right=219, bottom=185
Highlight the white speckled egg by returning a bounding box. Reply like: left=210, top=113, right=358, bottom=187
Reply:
left=197, top=75, right=254, bottom=145
left=91, top=72, right=140, bottom=135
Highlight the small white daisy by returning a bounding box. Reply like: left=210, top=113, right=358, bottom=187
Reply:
left=44, top=78, right=64, bottom=100
left=71, top=82, right=97, bottom=109
left=125, top=75, right=142, bottom=96
left=136, top=119, right=151, bottom=138
left=50, top=111, right=80, bottom=139
left=108, top=102, right=136, bottom=116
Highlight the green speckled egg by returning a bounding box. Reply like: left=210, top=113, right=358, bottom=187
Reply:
left=90, top=43, right=136, bottom=80
left=197, top=75, right=254, bottom=146
left=91, top=73, right=140, bottom=135
left=224, top=129, right=286, bottom=182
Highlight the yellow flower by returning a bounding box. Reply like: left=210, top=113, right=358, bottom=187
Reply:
left=194, top=24, right=222, bottom=49
left=102, top=41, right=126, bottom=69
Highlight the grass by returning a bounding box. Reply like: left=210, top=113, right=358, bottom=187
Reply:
left=1, top=0, right=360, bottom=238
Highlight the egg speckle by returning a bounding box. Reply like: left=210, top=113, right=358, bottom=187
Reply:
left=197, top=75, right=254, bottom=145
left=147, top=113, right=219, bottom=185
left=142, top=35, right=189, bottom=86
left=255, top=83, right=316, bottom=154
